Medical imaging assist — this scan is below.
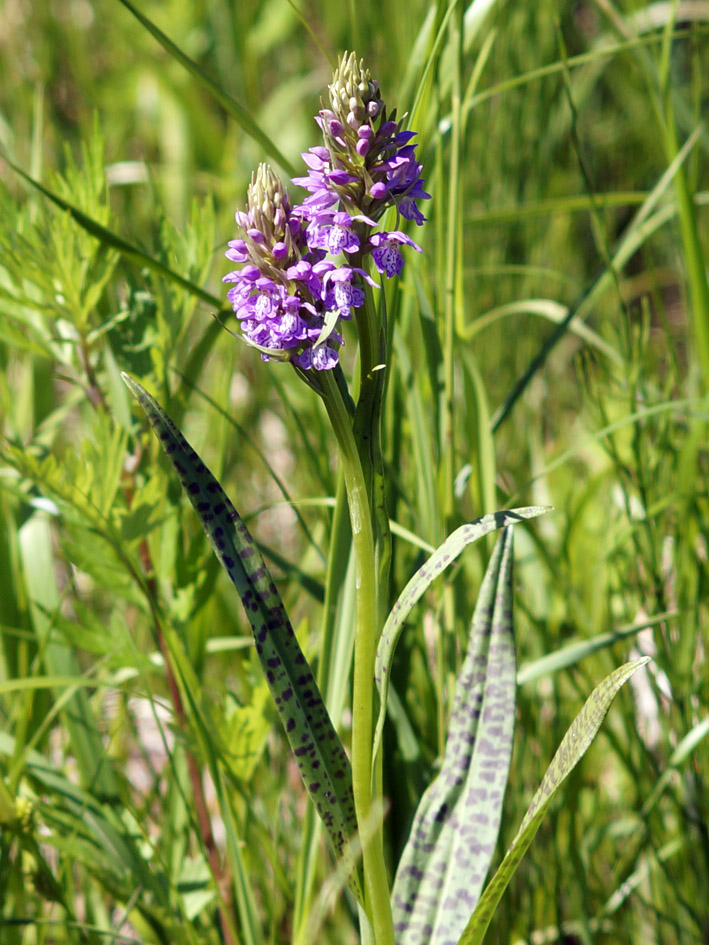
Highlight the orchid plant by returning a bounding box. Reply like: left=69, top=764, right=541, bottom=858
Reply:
left=124, top=53, right=648, bottom=945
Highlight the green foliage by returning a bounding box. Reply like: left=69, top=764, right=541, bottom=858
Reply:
left=373, top=507, right=547, bottom=764
left=0, top=2, right=707, bottom=944
left=124, top=373, right=363, bottom=903
left=460, top=658, right=650, bottom=945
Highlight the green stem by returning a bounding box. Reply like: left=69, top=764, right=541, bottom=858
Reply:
left=318, top=369, right=395, bottom=945
left=663, top=108, right=709, bottom=387
left=353, top=283, right=392, bottom=625
left=293, top=472, right=351, bottom=940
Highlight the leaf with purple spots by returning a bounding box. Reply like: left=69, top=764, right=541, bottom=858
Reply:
left=391, top=527, right=518, bottom=945
left=373, top=506, right=548, bottom=767
left=456, top=656, right=650, bottom=945
left=121, top=374, right=363, bottom=903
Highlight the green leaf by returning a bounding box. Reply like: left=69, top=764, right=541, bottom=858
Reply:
left=373, top=506, right=549, bottom=766
left=456, top=657, right=651, bottom=945
left=642, top=715, right=709, bottom=816
left=391, top=527, right=517, bottom=945
left=226, top=677, right=272, bottom=783
left=517, top=611, right=675, bottom=685
left=0, top=732, right=181, bottom=924
left=122, top=373, right=363, bottom=903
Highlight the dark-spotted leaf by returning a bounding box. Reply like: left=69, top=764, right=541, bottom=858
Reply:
left=391, top=527, right=517, bottom=945
left=373, top=506, right=548, bottom=765
left=457, top=656, right=651, bottom=945
left=122, top=374, right=362, bottom=902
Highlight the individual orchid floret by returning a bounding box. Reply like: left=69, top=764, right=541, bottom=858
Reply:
left=304, top=210, right=375, bottom=256
left=295, top=343, right=340, bottom=371
left=323, top=266, right=379, bottom=317
left=368, top=231, right=422, bottom=278
left=291, top=149, right=357, bottom=210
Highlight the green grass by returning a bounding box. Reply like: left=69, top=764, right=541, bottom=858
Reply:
left=1, top=1, right=708, bottom=943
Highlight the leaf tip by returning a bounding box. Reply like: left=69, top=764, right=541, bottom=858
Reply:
left=121, top=372, right=146, bottom=404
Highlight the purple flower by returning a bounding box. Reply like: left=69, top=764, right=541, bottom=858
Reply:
left=223, top=55, right=429, bottom=373
left=323, top=266, right=379, bottom=317
left=294, top=343, right=341, bottom=371
left=369, top=231, right=422, bottom=278
left=303, top=209, right=378, bottom=257
left=372, top=142, right=431, bottom=225
left=291, top=148, right=357, bottom=210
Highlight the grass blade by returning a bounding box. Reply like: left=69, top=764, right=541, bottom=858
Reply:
left=391, top=527, right=517, bottom=945
left=115, top=0, right=296, bottom=177
left=18, top=515, right=119, bottom=800
left=121, top=374, right=363, bottom=902
left=491, top=123, right=703, bottom=432
left=517, top=611, right=675, bottom=685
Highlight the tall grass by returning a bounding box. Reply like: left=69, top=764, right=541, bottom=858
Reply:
left=0, top=1, right=707, bottom=943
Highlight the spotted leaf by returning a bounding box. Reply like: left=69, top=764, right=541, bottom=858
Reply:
left=373, top=506, right=548, bottom=766
left=391, top=527, right=518, bottom=945
left=122, top=374, right=363, bottom=902
left=456, top=655, right=650, bottom=945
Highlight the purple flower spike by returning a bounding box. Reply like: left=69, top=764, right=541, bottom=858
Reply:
left=224, top=54, right=429, bottom=373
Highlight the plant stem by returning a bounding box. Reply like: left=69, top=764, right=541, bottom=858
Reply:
left=318, top=369, right=395, bottom=945
left=353, top=282, right=392, bottom=625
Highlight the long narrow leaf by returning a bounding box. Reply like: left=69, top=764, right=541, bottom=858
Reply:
left=391, top=527, right=517, bottom=945
left=517, top=611, right=675, bottom=685
left=457, top=657, right=651, bottom=945
left=122, top=374, right=363, bottom=902
left=373, top=506, right=548, bottom=765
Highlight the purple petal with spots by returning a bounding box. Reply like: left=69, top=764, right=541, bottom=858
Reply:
left=122, top=374, right=363, bottom=905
